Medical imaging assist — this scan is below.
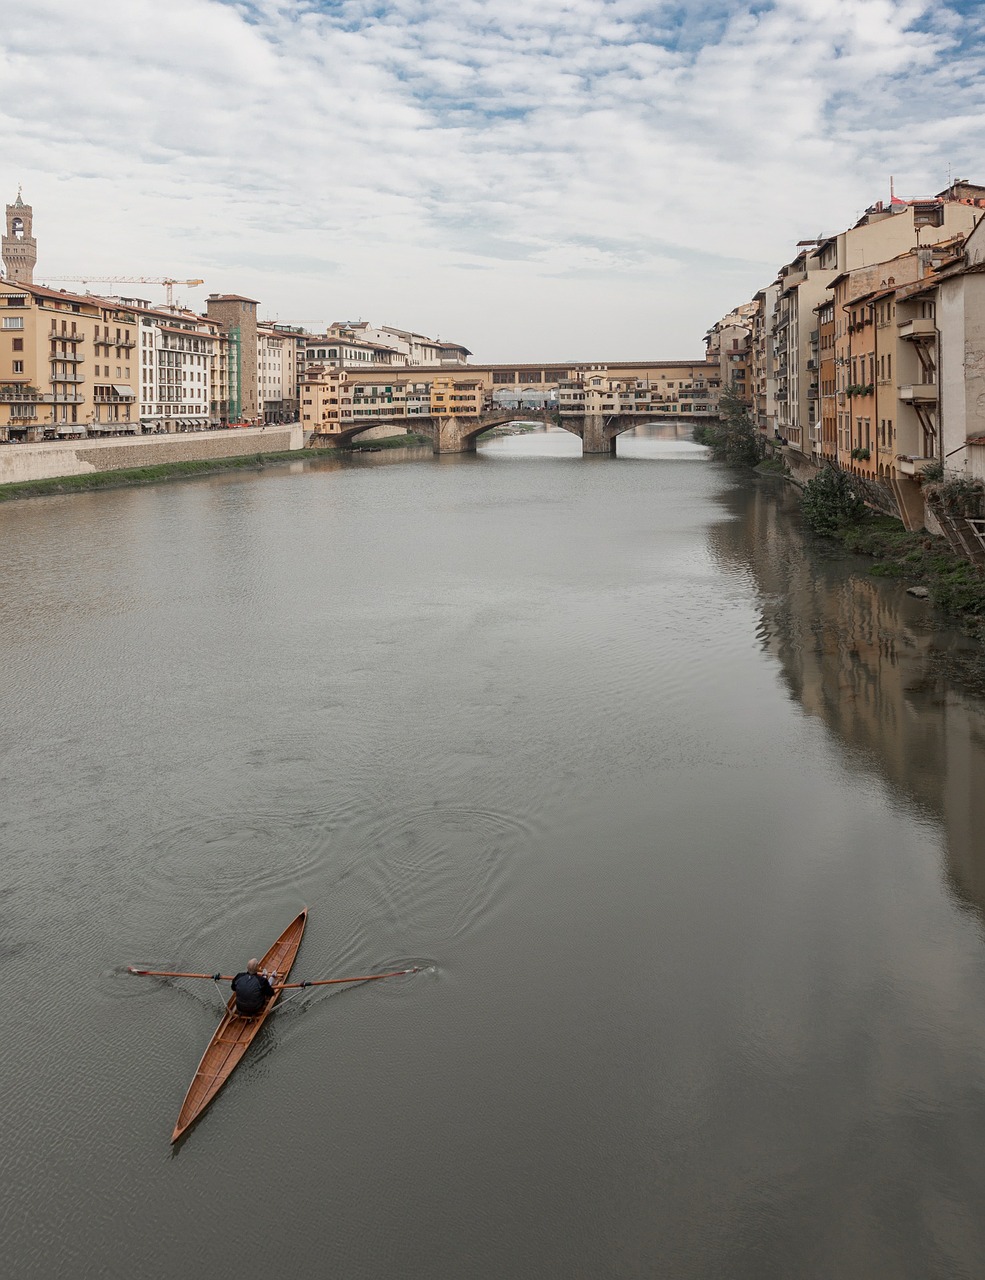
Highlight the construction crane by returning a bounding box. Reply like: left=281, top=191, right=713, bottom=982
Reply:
left=43, top=276, right=205, bottom=307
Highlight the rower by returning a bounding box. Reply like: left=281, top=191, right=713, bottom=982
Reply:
left=230, top=958, right=278, bottom=1016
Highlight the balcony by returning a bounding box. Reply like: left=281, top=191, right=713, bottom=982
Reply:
left=806, top=358, right=818, bottom=372
left=899, top=383, right=937, bottom=402
left=897, top=456, right=937, bottom=476
left=52, top=373, right=85, bottom=384
left=0, top=384, right=41, bottom=402
left=897, top=318, right=936, bottom=340
left=50, top=350, right=84, bottom=364
left=41, top=393, right=84, bottom=404
left=96, top=337, right=136, bottom=350
left=94, top=384, right=136, bottom=403
left=49, top=330, right=85, bottom=343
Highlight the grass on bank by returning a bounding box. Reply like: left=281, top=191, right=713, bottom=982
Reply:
left=344, top=433, right=432, bottom=451
left=0, top=452, right=300, bottom=502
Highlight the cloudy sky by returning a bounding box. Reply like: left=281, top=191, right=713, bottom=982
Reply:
left=1, top=0, right=983, bottom=360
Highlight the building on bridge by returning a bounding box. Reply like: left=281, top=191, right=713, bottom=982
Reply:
left=557, top=369, right=719, bottom=419
left=430, top=376, right=483, bottom=417
left=300, top=365, right=437, bottom=435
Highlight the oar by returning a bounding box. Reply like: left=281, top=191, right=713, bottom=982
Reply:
left=128, top=967, right=237, bottom=980
left=127, top=965, right=421, bottom=986
left=274, top=967, right=420, bottom=989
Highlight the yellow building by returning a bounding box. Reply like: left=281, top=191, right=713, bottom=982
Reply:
left=0, top=282, right=138, bottom=441
left=429, top=376, right=482, bottom=417
left=299, top=365, right=351, bottom=433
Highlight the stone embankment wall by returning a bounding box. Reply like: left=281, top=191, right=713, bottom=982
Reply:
left=778, top=447, right=817, bottom=487
left=0, top=425, right=303, bottom=486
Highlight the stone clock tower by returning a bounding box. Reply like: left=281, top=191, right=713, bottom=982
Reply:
left=3, top=190, right=37, bottom=283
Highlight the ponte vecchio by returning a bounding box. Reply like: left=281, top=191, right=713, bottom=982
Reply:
left=299, top=359, right=720, bottom=455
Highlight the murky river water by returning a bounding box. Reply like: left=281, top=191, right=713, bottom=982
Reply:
left=4, top=425, right=985, bottom=1278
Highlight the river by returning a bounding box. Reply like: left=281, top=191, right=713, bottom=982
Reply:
left=3, top=424, right=985, bottom=1278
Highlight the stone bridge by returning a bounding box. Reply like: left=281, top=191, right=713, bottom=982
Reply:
left=309, top=408, right=668, bottom=455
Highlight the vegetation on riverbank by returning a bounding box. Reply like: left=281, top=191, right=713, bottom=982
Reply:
left=0, top=452, right=299, bottom=501
left=692, top=386, right=762, bottom=466
left=800, top=467, right=985, bottom=634
left=345, top=433, right=432, bottom=451
left=478, top=423, right=537, bottom=438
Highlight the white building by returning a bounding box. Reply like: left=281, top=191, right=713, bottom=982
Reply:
left=128, top=301, right=216, bottom=431
left=304, top=321, right=471, bottom=372
left=258, top=325, right=299, bottom=423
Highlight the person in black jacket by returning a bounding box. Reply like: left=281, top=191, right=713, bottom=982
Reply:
left=230, top=957, right=278, bottom=1016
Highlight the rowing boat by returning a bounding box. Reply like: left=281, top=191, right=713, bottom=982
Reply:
left=171, top=908, right=307, bottom=1142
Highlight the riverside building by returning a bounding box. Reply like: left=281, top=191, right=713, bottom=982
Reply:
left=206, top=294, right=260, bottom=424
left=0, top=281, right=138, bottom=440
left=708, top=184, right=985, bottom=467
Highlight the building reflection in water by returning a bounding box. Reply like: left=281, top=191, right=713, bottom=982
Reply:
left=707, top=475, right=985, bottom=921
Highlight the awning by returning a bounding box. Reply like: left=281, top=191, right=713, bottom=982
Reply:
left=57, top=423, right=86, bottom=435
left=112, top=384, right=135, bottom=399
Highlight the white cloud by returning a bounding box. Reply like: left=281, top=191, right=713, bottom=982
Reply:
left=0, top=0, right=981, bottom=358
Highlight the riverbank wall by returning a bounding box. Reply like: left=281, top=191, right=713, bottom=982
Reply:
left=0, top=425, right=303, bottom=486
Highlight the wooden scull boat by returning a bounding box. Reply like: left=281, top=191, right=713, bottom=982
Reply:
left=171, top=908, right=307, bottom=1143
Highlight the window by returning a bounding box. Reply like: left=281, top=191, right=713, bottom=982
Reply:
left=12, top=338, right=23, bottom=351
left=12, top=360, right=23, bottom=373
left=2, top=317, right=24, bottom=329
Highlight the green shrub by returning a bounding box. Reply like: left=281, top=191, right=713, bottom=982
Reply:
left=801, top=465, right=866, bottom=535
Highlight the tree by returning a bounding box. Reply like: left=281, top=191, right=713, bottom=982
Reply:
left=693, top=385, right=761, bottom=467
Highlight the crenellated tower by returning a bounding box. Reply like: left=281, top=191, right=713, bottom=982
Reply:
left=2, top=189, right=37, bottom=283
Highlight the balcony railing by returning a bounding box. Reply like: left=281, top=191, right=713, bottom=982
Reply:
left=0, top=384, right=42, bottom=402
left=50, top=350, right=84, bottom=364
left=49, top=330, right=85, bottom=343
left=95, top=337, right=136, bottom=350
left=52, top=373, right=85, bottom=384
